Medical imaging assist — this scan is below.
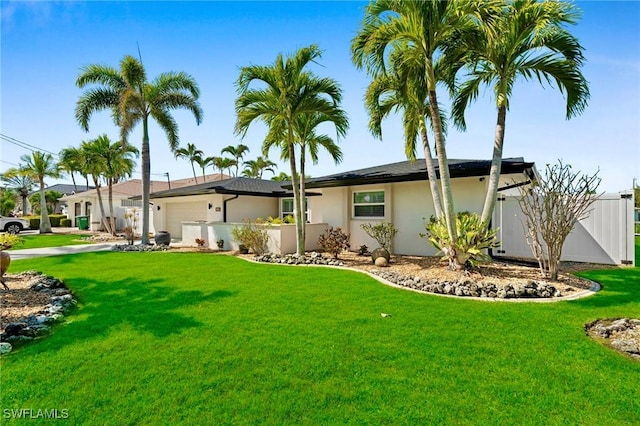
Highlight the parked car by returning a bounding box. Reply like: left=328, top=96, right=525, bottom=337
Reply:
left=0, top=216, right=30, bottom=234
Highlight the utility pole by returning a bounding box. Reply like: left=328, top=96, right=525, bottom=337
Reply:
left=164, top=172, right=171, bottom=189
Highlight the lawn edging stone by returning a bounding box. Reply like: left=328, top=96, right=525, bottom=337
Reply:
left=247, top=251, right=601, bottom=303
left=586, top=318, right=640, bottom=360
left=0, top=271, right=76, bottom=355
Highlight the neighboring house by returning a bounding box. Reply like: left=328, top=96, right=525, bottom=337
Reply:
left=149, top=158, right=535, bottom=255
left=60, top=173, right=229, bottom=233
left=27, top=184, right=94, bottom=215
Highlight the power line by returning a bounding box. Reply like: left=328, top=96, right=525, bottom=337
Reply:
left=0, top=133, right=59, bottom=157
left=0, top=159, right=20, bottom=167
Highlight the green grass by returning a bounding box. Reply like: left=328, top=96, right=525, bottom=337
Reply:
left=6, top=234, right=92, bottom=250
left=636, top=236, right=640, bottom=266
left=1, top=253, right=639, bottom=425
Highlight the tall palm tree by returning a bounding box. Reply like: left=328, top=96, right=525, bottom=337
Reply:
left=211, top=157, right=236, bottom=179
left=82, top=135, right=138, bottom=235
left=20, top=151, right=60, bottom=233
left=58, top=146, right=86, bottom=192
left=236, top=44, right=347, bottom=255
left=194, top=154, right=216, bottom=182
left=76, top=55, right=203, bottom=244
left=449, top=0, right=589, bottom=225
left=1, top=168, right=35, bottom=216
left=241, top=156, right=277, bottom=179
left=364, top=45, right=445, bottom=219
left=271, top=172, right=291, bottom=182
left=221, top=144, right=250, bottom=177
left=175, top=142, right=204, bottom=184
left=352, top=0, right=490, bottom=269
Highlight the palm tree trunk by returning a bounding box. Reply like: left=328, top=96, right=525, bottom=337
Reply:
left=141, top=118, right=151, bottom=245
left=20, top=192, right=28, bottom=217
left=108, top=178, right=116, bottom=236
left=420, top=118, right=444, bottom=219
left=93, top=176, right=111, bottom=235
left=70, top=173, right=78, bottom=192
left=288, top=128, right=304, bottom=256
left=191, top=162, right=198, bottom=184
left=39, top=178, right=52, bottom=233
left=299, top=146, right=307, bottom=244
left=480, top=105, right=506, bottom=225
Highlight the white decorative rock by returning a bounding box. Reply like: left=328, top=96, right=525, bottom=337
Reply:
left=0, top=342, right=13, bottom=355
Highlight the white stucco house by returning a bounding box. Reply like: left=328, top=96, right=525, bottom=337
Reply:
left=147, top=158, right=536, bottom=255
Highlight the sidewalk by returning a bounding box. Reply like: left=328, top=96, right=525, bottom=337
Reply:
left=9, top=242, right=121, bottom=260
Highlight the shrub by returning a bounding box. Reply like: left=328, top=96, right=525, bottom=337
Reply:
left=0, top=233, right=24, bottom=250
left=49, top=214, right=67, bottom=227
left=231, top=219, right=270, bottom=255
left=27, top=216, right=40, bottom=230
left=318, top=226, right=350, bottom=259
left=421, top=212, right=498, bottom=268
left=60, top=218, right=72, bottom=227
left=360, top=221, right=398, bottom=251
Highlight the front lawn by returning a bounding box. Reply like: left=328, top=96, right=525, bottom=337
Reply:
left=2, top=253, right=639, bottom=424
left=6, top=234, right=92, bottom=250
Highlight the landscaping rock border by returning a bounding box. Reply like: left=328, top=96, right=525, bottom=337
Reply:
left=254, top=252, right=345, bottom=267
left=585, top=318, right=640, bottom=360
left=369, top=269, right=566, bottom=299
left=111, top=244, right=171, bottom=252
left=0, top=271, right=76, bottom=355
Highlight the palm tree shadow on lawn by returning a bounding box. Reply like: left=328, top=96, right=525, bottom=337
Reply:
left=32, top=277, right=236, bottom=351
left=573, top=268, right=640, bottom=309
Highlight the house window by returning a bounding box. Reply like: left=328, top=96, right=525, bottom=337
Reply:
left=281, top=197, right=309, bottom=222
left=353, top=191, right=385, bottom=218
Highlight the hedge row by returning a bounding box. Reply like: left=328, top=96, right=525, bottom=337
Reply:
left=25, top=215, right=69, bottom=229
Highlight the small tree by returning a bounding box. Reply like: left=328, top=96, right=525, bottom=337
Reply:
left=318, top=226, right=350, bottom=259
left=360, top=221, right=398, bottom=252
left=517, top=161, right=601, bottom=281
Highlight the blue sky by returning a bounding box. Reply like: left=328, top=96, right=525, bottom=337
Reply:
left=1, top=1, right=638, bottom=192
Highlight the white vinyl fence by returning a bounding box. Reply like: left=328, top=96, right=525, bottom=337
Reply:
left=492, top=192, right=635, bottom=266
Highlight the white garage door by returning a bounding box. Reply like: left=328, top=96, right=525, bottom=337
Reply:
left=166, top=202, right=207, bottom=240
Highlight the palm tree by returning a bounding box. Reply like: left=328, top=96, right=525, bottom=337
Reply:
left=221, top=144, right=250, bottom=177
left=241, top=156, right=277, bottom=179
left=76, top=55, right=203, bottom=244
left=352, top=0, right=489, bottom=269
left=236, top=44, right=347, bottom=255
left=20, top=151, right=60, bottom=233
left=1, top=168, right=35, bottom=216
left=271, top=172, right=291, bottom=182
left=175, top=143, right=204, bottom=184
left=211, top=157, right=236, bottom=179
left=58, top=146, right=86, bottom=192
left=194, top=155, right=216, bottom=182
left=82, top=135, right=138, bottom=235
left=364, top=45, right=445, bottom=219
left=449, top=0, right=589, bottom=225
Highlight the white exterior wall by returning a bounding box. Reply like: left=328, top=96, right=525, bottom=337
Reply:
left=225, top=196, right=278, bottom=223
left=312, top=176, right=497, bottom=256
left=182, top=222, right=327, bottom=253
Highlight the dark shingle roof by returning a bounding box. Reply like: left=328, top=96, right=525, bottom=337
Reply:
left=300, top=158, right=535, bottom=189
left=29, top=184, right=94, bottom=196
left=145, top=177, right=316, bottom=199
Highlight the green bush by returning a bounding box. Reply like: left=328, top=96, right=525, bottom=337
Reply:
left=360, top=221, right=398, bottom=251
left=49, top=214, right=67, bottom=227
left=60, top=218, right=72, bottom=227
left=421, top=211, right=499, bottom=268
left=27, top=216, right=40, bottom=230
left=318, top=226, right=350, bottom=259
left=231, top=219, right=270, bottom=255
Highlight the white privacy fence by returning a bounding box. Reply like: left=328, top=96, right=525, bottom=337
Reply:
left=492, top=192, right=635, bottom=266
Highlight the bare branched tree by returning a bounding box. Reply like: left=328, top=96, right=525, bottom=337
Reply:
left=518, top=161, right=601, bottom=281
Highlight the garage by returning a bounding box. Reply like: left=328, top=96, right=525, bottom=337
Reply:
left=165, top=201, right=207, bottom=240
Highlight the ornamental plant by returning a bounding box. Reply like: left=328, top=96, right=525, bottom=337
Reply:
left=360, top=221, right=398, bottom=251
left=231, top=219, right=270, bottom=255
left=318, top=226, right=350, bottom=259
left=421, top=212, right=498, bottom=269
